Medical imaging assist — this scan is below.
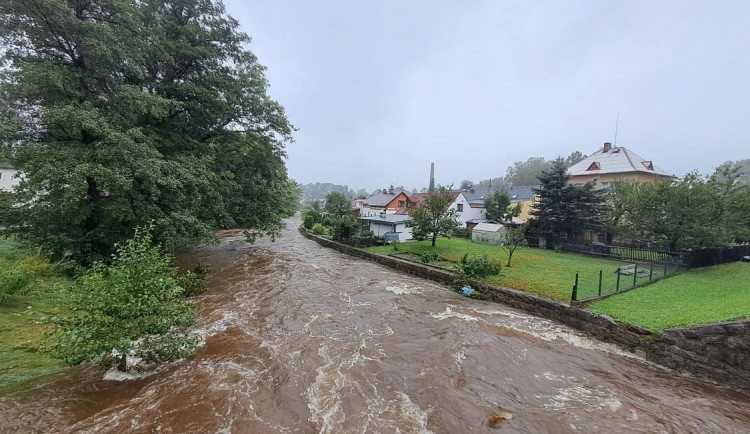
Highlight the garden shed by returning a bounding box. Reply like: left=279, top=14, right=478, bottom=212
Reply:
left=471, top=222, right=507, bottom=246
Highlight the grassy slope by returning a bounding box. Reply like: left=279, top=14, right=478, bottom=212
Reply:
left=589, top=262, right=750, bottom=332
left=0, top=239, right=66, bottom=396
left=367, top=238, right=630, bottom=301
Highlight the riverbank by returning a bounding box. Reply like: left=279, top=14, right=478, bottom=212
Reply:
left=300, top=228, right=750, bottom=393
left=0, top=239, right=67, bottom=395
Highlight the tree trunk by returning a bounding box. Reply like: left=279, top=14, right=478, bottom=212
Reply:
left=431, top=235, right=436, bottom=247
left=118, top=353, right=127, bottom=372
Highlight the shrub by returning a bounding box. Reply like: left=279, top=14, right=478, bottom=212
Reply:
left=311, top=223, right=328, bottom=235
left=302, top=210, right=321, bottom=225
left=452, top=227, right=472, bottom=239
left=50, top=225, right=197, bottom=372
left=178, top=263, right=210, bottom=297
left=456, top=254, right=502, bottom=279
left=391, top=240, right=401, bottom=251
left=0, top=269, right=31, bottom=303
left=303, top=214, right=315, bottom=230
left=0, top=254, right=52, bottom=304
left=419, top=250, right=440, bottom=263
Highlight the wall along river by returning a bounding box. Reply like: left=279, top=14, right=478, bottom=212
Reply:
left=2, top=217, right=750, bottom=433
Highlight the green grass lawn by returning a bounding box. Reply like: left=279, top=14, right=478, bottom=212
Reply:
left=367, top=237, right=632, bottom=301
left=0, top=238, right=67, bottom=396
left=589, top=262, right=750, bottom=332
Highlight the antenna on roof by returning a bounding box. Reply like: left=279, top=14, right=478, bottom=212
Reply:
left=613, top=112, right=619, bottom=147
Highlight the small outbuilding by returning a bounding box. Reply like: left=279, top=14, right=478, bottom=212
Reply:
left=359, top=213, right=413, bottom=242
left=471, top=222, right=507, bottom=246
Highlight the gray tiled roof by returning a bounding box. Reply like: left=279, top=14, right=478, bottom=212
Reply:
left=460, top=185, right=537, bottom=205
left=567, top=146, right=671, bottom=177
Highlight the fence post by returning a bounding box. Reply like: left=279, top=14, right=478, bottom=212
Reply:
left=598, top=269, right=602, bottom=296
left=649, top=262, right=654, bottom=281
left=571, top=272, right=579, bottom=302
left=616, top=271, right=621, bottom=292
left=633, top=264, right=638, bottom=287
left=664, top=262, right=668, bottom=277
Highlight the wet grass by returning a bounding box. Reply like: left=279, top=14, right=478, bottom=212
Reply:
left=589, top=262, right=750, bottom=332
left=0, top=238, right=67, bottom=396
left=368, top=238, right=630, bottom=301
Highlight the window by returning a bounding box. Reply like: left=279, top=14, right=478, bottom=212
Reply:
left=398, top=200, right=405, bottom=207
left=601, top=182, right=613, bottom=190
left=456, top=203, right=463, bottom=212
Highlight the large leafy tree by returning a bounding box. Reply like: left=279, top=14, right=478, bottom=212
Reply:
left=324, top=191, right=351, bottom=217
left=531, top=158, right=609, bottom=244
left=406, top=188, right=460, bottom=247
left=0, top=0, right=296, bottom=262
left=612, top=172, right=741, bottom=251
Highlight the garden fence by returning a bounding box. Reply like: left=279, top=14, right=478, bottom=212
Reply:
left=570, top=260, right=684, bottom=304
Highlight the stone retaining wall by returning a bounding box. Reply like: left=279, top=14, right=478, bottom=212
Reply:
left=299, top=228, right=750, bottom=393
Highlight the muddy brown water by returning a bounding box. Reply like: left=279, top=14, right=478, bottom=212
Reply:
left=2, top=218, right=750, bottom=433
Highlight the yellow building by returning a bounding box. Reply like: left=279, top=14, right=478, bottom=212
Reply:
left=567, top=142, right=672, bottom=189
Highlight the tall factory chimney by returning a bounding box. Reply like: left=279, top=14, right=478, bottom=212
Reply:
left=428, top=163, right=435, bottom=193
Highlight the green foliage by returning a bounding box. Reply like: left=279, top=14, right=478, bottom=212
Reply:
left=390, top=240, right=400, bottom=251
left=177, top=264, right=210, bottom=297
left=310, top=224, right=328, bottom=236
left=452, top=227, right=472, bottom=239
left=456, top=254, right=502, bottom=279
left=406, top=187, right=460, bottom=247
left=484, top=190, right=511, bottom=221
left=419, top=250, right=440, bottom=263
left=531, top=158, right=609, bottom=243
left=612, top=172, right=742, bottom=250
left=324, top=191, right=352, bottom=217
left=0, top=0, right=296, bottom=263
left=51, top=226, right=196, bottom=371
left=302, top=210, right=322, bottom=225
left=332, top=215, right=358, bottom=241
left=0, top=252, right=52, bottom=304
left=303, top=215, right=315, bottom=230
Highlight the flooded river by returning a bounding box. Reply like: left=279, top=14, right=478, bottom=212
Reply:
left=2, top=218, right=750, bottom=433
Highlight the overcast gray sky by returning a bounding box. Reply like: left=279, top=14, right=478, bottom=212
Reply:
left=225, top=0, right=750, bottom=191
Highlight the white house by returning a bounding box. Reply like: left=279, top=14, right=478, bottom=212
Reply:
left=0, top=163, right=22, bottom=192
left=359, top=214, right=413, bottom=242
left=447, top=192, right=485, bottom=227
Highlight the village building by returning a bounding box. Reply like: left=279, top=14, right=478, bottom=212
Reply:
left=360, top=188, right=410, bottom=217
left=359, top=213, right=412, bottom=242
left=567, top=142, right=672, bottom=189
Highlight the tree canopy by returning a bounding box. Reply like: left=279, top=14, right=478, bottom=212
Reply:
left=406, top=188, right=460, bottom=247
left=612, top=171, right=747, bottom=251
left=324, top=191, right=351, bottom=216
left=484, top=190, right=511, bottom=221
left=0, top=0, right=296, bottom=262
left=531, top=158, right=609, bottom=244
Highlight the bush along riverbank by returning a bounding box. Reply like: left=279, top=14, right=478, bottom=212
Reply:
left=299, top=227, right=750, bottom=394
left=0, top=228, right=209, bottom=396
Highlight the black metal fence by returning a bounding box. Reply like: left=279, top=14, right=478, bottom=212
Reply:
left=570, top=260, right=684, bottom=304
left=684, top=245, right=750, bottom=268
left=561, top=242, right=687, bottom=266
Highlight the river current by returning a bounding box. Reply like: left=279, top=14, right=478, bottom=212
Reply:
left=2, top=217, right=750, bottom=433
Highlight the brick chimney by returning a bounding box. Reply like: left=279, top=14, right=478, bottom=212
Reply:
left=603, top=142, right=612, bottom=152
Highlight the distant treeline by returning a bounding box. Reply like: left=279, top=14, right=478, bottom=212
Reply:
left=300, top=183, right=369, bottom=200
